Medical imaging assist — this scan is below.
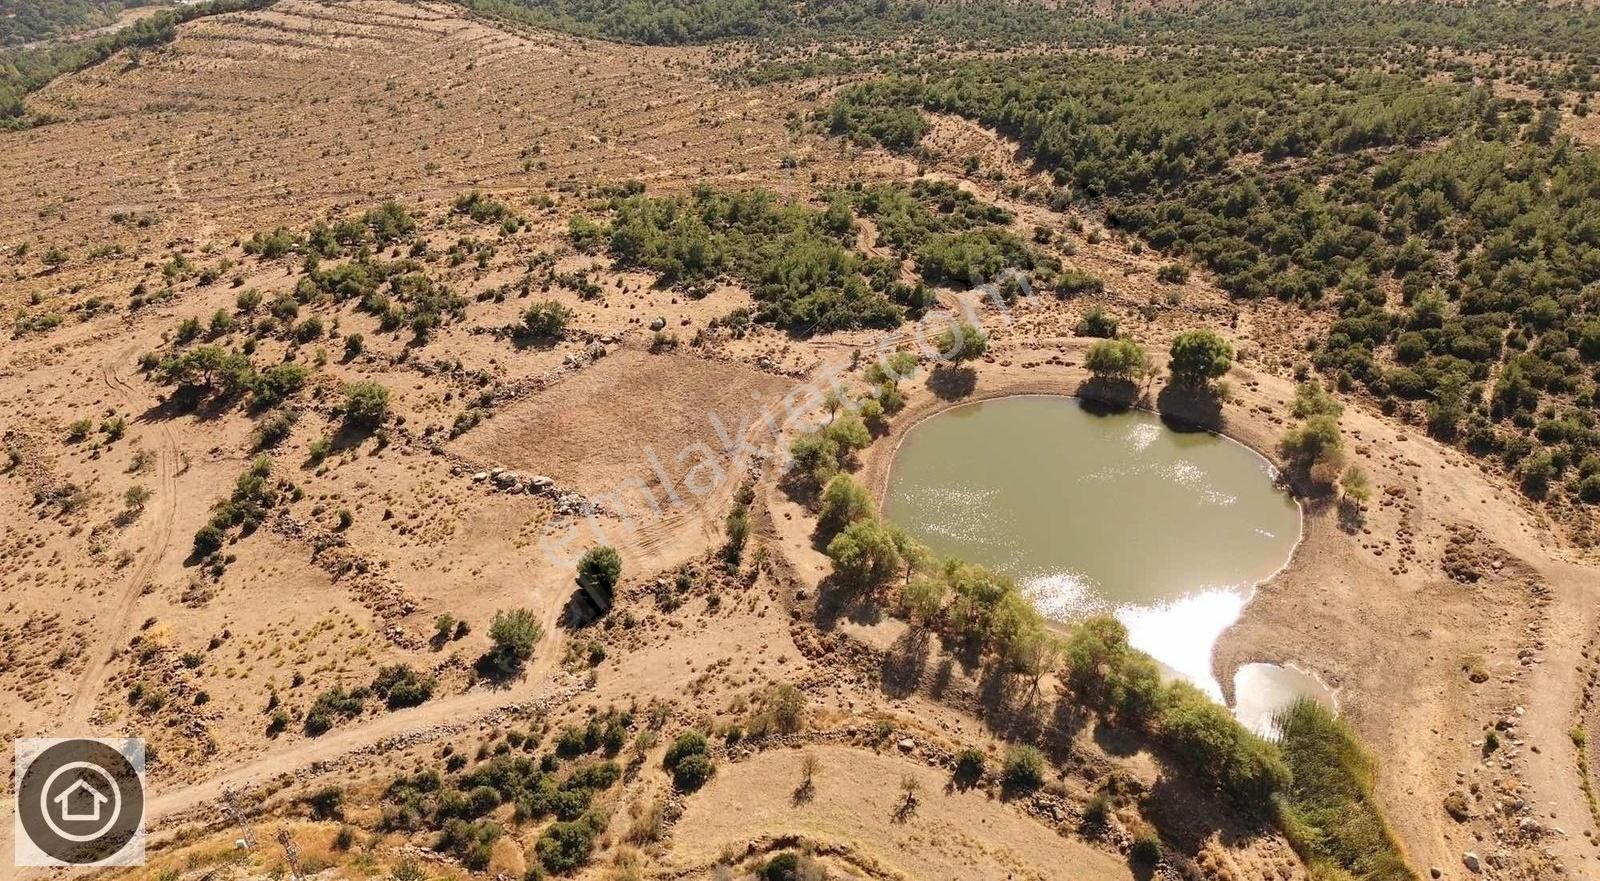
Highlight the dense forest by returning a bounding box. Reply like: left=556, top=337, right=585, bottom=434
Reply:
left=829, top=52, right=1600, bottom=508
left=457, top=0, right=1600, bottom=55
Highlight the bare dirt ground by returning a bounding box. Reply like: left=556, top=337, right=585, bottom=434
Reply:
left=2, top=3, right=1598, bottom=880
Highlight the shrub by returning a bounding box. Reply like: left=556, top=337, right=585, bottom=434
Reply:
left=1161, top=682, right=1288, bottom=806
left=1083, top=338, right=1148, bottom=381
left=932, top=319, right=988, bottom=364
left=576, top=545, right=622, bottom=604
left=1056, top=267, right=1104, bottom=294
left=371, top=664, right=436, bottom=709
left=953, top=748, right=985, bottom=786
left=252, top=363, right=309, bottom=409
left=1156, top=263, right=1190, bottom=284
left=522, top=300, right=571, bottom=339
left=304, top=685, right=367, bottom=735
left=485, top=608, right=542, bottom=675
left=192, top=523, right=225, bottom=557
left=306, top=785, right=344, bottom=820
left=1280, top=414, right=1344, bottom=476
left=1276, top=698, right=1411, bottom=881
left=664, top=731, right=708, bottom=770
left=293, top=316, right=324, bottom=342
left=1291, top=379, right=1344, bottom=419
left=1131, top=832, right=1162, bottom=864
left=1074, top=306, right=1119, bottom=338
left=1002, top=745, right=1047, bottom=791
left=307, top=436, right=332, bottom=464
left=767, top=683, right=807, bottom=734
left=826, top=519, right=903, bottom=591
left=252, top=409, right=297, bottom=451
left=672, top=752, right=714, bottom=792
left=535, top=814, right=602, bottom=874
left=342, top=381, right=390, bottom=430
left=762, top=852, right=801, bottom=881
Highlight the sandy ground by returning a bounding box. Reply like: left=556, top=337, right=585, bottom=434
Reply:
left=668, top=745, right=1135, bottom=881
left=1, top=3, right=1597, bottom=880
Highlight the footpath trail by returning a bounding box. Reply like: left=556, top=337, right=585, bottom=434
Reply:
left=64, top=354, right=180, bottom=731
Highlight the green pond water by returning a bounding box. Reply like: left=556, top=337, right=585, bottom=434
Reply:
left=883, top=395, right=1322, bottom=713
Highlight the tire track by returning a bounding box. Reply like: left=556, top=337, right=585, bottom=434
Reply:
left=65, top=357, right=181, bottom=731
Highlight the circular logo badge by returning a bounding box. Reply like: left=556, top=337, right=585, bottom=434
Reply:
left=16, top=739, right=144, bottom=865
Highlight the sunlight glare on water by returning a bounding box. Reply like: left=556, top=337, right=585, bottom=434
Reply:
left=884, top=395, right=1301, bottom=699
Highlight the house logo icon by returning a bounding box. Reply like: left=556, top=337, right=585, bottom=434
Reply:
left=40, top=762, right=122, bottom=842
left=52, top=777, right=111, bottom=822
left=14, top=738, right=145, bottom=867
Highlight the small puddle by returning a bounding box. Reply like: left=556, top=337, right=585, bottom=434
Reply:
left=1232, top=662, right=1339, bottom=739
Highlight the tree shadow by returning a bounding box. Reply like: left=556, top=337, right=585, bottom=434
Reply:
left=812, top=574, right=887, bottom=631
left=140, top=388, right=235, bottom=424
left=509, top=331, right=562, bottom=352
left=791, top=778, right=815, bottom=806
left=561, top=589, right=607, bottom=630
left=326, top=421, right=374, bottom=454
left=1337, top=497, right=1366, bottom=533
left=926, top=365, right=977, bottom=400
left=1042, top=696, right=1091, bottom=759
left=881, top=627, right=933, bottom=699
left=1091, top=719, right=1144, bottom=759
left=1154, top=383, right=1223, bottom=433
left=892, top=792, right=919, bottom=823
left=1076, top=377, right=1141, bottom=411
left=1142, top=773, right=1273, bottom=853
left=470, top=655, right=525, bottom=690
left=948, top=761, right=983, bottom=793
left=976, top=663, right=1047, bottom=744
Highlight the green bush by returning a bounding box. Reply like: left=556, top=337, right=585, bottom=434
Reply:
left=576, top=545, right=622, bottom=603
left=1002, top=745, right=1047, bottom=791
left=1074, top=306, right=1119, bottom=338
left=1131, top=832, right=1163, bottom=864
left=306, top=785, right=344, bottom=820
left=535, top=813, right=603, bottom=874
left=371, top=664, right=436, bottom=709
left=672, top=752, right=714, bottom=792
left=522, top=300, right=572, bottom=339
left=826, top=519, right=904, bottom=591
left=342, top=380, right=390, bottom=430
left=663, top=730, right=708, bottom=770
left=484, top=608, right=542, bottom=675
left=1084, top=338, right=1148, bottom=381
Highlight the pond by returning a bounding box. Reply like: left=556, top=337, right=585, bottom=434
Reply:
left=883, top=395, right=1329, bottom=720
left=1232, top=662, right=1339, bottom=739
